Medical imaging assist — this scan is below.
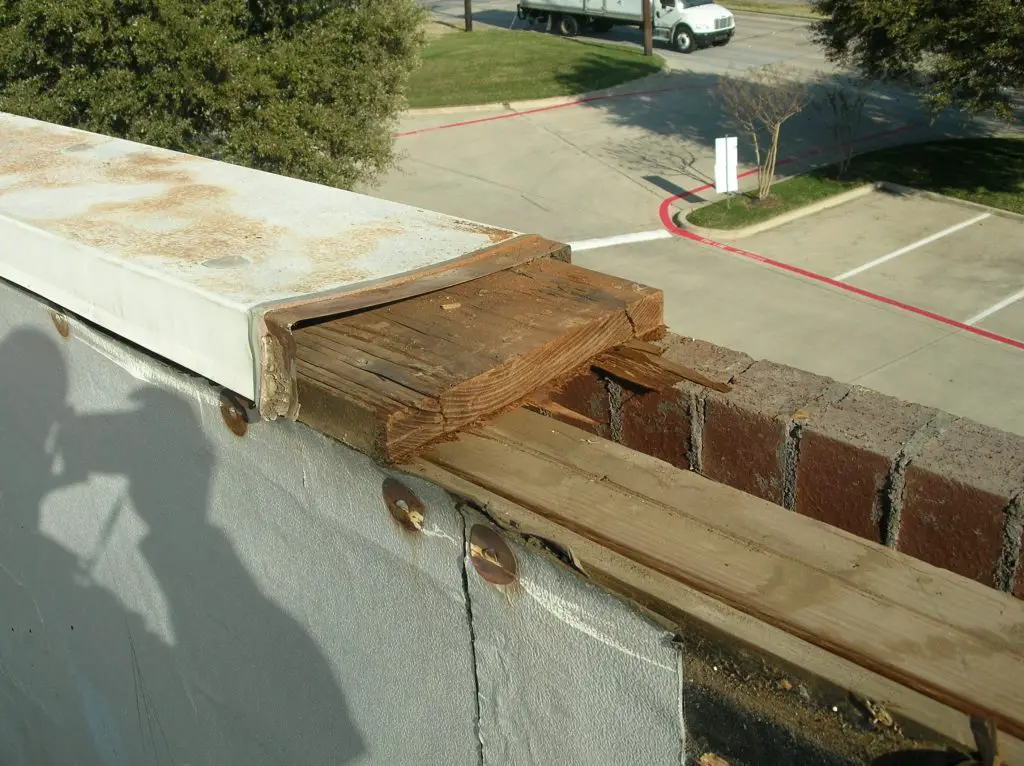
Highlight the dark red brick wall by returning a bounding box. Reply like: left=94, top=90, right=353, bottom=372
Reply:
left=536, top=333, right=1024, bottom=598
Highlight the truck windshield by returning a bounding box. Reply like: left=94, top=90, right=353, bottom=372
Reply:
left=681, top=0, right=714, bottom=6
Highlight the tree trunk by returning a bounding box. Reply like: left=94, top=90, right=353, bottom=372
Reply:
left=758, top=122, right=782, bottom=199
left=749, top=130, right=763, bottom=199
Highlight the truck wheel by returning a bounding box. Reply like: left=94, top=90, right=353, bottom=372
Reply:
left=558, top=14, right=580, bottom=36
left=672, top=26, right=695, bottom=53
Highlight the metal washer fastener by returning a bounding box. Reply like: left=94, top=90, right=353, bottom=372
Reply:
left=383, top=478, right=425, bottom=532
left=469, top=524, right=518, bottom=586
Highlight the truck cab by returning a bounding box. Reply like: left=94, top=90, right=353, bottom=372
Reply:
left=653, top=0, right=735, bottom=53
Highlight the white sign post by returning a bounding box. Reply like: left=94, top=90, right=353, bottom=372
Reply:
left=714, top=136, right=739, bottom=195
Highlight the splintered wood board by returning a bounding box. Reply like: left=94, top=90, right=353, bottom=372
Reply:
left=292, top=258, right=663, bottom=462
left=410, top=409, right=1024, bottom=742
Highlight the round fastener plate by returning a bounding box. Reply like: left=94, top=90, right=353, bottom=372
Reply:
left=469, top=524, right=518, bottom=586
left=220, top=390, right=249, bottom=437
left=50, top=311, right=70, bottom=339
left=383, top=478, right=424, bottom=532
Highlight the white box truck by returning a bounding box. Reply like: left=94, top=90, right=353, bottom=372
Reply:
left=516, top=0, right=735, bottom=53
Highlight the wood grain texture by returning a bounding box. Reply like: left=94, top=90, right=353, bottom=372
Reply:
left=258, top=234, right=570, bottom=418
left=293, top=259, right=662, bottom=462
left=592, top=342, right=733, bottom=393
left=404, top=458, right=1024, bottom=764
left=414, top=408, right=1024, bottom=741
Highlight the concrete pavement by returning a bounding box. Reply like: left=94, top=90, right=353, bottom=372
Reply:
left=573, top=224, right=1024, bottom=435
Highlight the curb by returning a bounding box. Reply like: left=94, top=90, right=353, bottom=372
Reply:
left=405, top=68, right=673, bottom=117
left=876, top=182, right=1024, bottom=223
left=676, top=183, right=879, bottom=240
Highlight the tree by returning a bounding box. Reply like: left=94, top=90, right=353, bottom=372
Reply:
left=810, top=0, right=1024, bottom=120
left=0, top=0, right=428, bottom=189
left=716, top=64, right=810, bottom=200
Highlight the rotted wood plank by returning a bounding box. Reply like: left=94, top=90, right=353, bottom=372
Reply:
left=591, top=340, right=733, bottom=393
left=259, top=233, right=570, bottom=419
left=292, top=259, right=663, bottom=462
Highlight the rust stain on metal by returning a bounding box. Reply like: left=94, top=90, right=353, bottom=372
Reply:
left=102, top=150, right=195, bottom=185
left=383, top=477, right=425, bottom=532
left=1, top=125, right=399, bottom=294
left=50, top=311, right=69, bottom=339
left=220, top=390, right=249, bottom=437
left=0, top=124, right=104, bottom=192
left=448, top=218, right=515, bottom=244
left=469, top=524, right=518, bottom=586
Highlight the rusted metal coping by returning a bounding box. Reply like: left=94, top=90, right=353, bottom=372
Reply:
left=0, top=113, right=567, bottom=418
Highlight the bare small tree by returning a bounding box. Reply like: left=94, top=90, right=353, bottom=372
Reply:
left=716, top=64, right=810, bottom=200
left=812, top=77, right=868, bottom=178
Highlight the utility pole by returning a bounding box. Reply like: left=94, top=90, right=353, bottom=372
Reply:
left=641, top=0, right=653, bottom=56
left=465, top=0, right=473, bottom=31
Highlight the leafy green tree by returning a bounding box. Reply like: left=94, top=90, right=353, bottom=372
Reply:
left=0, top=0, right=427, bottom=188
left=810, top=0, right=1023, bottom=119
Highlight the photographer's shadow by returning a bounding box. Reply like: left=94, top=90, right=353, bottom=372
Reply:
left=0, top=326, right=365, bottom=765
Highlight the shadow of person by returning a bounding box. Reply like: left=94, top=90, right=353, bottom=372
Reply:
left=0, top=325, right=366, bottom=764
left=57, top=387, right=368, bottom=764
left=0, top=327, right=166, bottom=765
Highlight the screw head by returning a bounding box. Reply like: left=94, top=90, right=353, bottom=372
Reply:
left=469, top=524, right=518, bottom=586
left=383, top=478, right=424, bottom=532
left=219, top=390, right=248, bottom=437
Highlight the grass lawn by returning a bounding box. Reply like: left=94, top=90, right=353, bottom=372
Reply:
left=686, top=137, right=1024, bottom=230
left=407, top=27, right=664, bottom=109
left=726, top=0, right=821, bottom=19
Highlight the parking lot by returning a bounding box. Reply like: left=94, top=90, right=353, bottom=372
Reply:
left=572, top=192, right=1024, bottom=434
left=742, top=191, right=1024, bottom=341
left=671, top=191, right=1024, bottom=432
left=375, top=10, right=1024, bottom=435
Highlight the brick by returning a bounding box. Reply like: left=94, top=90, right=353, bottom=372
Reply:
left=619, top=385, right=691, bottom=468
left=702, top=360, right=841, bottom=506
left=900, top=419, right=1024, bottom=587
left=617, top=337, right=754, bottom=470
left=547, top=369, right=611, bottom=439
left=793, top=387, right=936, bottom=542
left=661, top=336, right=756, bottom=381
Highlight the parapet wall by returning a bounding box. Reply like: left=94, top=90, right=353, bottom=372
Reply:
left=541, top=333, right=1024, bottom=598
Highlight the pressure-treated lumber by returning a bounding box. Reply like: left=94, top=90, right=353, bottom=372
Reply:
left=293, top=259, right=663, bottom=462
left=410, top=453, right=1024, bottom=763
left=409, top=408, right=1024, bottom=742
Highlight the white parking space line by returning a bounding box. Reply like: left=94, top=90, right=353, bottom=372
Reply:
left=964, top=287, right=1024, bottom=326
left=834, top=212, right=991, bottom=281
left=569, top=230, right=672, bottom=252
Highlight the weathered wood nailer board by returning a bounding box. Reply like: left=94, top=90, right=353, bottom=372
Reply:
left=293, top=258, right=663, bottom=462
left=410, top=408, right=1024, bottom=745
